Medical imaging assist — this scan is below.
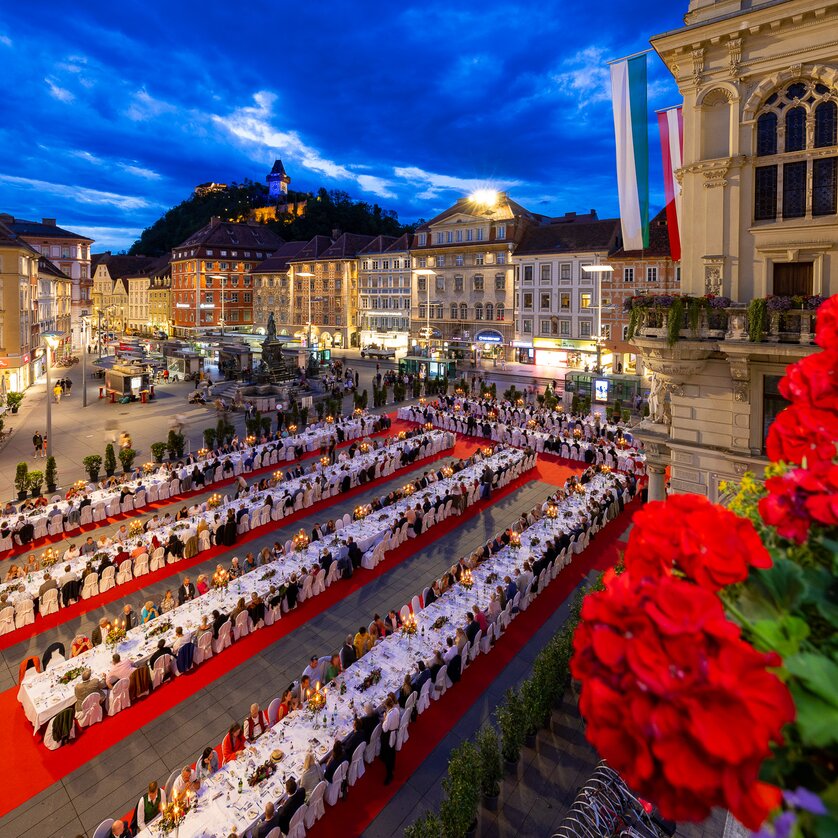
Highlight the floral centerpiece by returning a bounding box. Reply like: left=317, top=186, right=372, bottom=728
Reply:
left=485, top=572, right=499, bottom=587
left=401, top=483, right=415, bottom=497
left=359, top=668, right=382, bottom=692
left=319, top=455, right=330, bottom=467
left=106, top=622, right=127, bottom=647
left=460, top=568, right=474, bottom=589
left=143, top=462, right=156, bottom=475
left=260, top=568, right=276, bottom=582
left=419, top=398, right=426, bottom=406
left=424, top=422, right=434, bottom=431
left=527, top=419, right=537, bottom=430
left=573, top=428, right=583, bottom=440
left=147, top=620, right=172, bottom=639
left=571, top=296, right=838, bottom=836
left=431, top=616, right=449, bottom=631
left=325, top=415, right=335, bottom=425
left=453, top=403, right=462, bottom=411
left=397, top=430, right=407, bottom=440
left=529, top=536, right=540, bottom=547
left=545, top=503, right=559, bottom=519
left=58, top=667, right=84, bottom=685
left=247, top=760, right=276, bottom=787
left=40, top=547, right=59, bottom=568
left=128, top=520, right=144, bottom=538
left=573, top=483, right=585, bottom=495
left=159, top=794, right=192, bottom=834
left=353, top=504, right=371, bottom=521
left=401, top=613, right=418, bottom=637
left=353, top=408, right=363, bottom=416
left=516, top=398, right=525, bottom=406
left=455, top=388, right=465, bottom=396
left=488, top=410, right=497, bottom=420
left=482, top=446, right=493, bottom=457
left=212, top=568, right=229, bottom=590
left=508, top=532, right=521, bottom=550
left=292, top=530, right=310, bottom=553
left=207, top=493, right=223, bottom=510
left=441, top=466, right=454, bottom=479
left=288, top=424, right=298, bottom=434
left=197, top=447, right=209, bottom=459
left=245, top=435, right=256, bottom=446
left=359, top=442, right=370, bottom=454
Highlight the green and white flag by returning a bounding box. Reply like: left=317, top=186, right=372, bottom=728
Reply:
left=610, top=54, right=649, bottom=251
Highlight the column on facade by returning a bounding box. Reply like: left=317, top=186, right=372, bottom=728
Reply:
left=647, top=465, right=667, bottom=502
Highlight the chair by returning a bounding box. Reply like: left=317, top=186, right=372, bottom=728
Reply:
left=40, top=588, right=59, bottom=617
left=150, top=547, right=166, bottom=572
left=410, top=594, right=422, bottom=614
left=267, top=696, right=281, bottom=725
left=287, top=803, right=308, bottom=838
left=264, top=829, right=282, bottom=838
left=164, top=767, right=181, bottom=800
left=99, top=565, right=116, bottom=592
left=14, top=598, right=35, bottom=629
left=213, top=620, right=232, bottom=654
left=175, top=642, right=195, bottom=674
left=365, top=722, right=382, bottom=763
left=348, top=742, right=366, bottom=786
left=81, top=573, right=99, bottom=600
left=481, top=623, right=494, bottom=655
left=325, top=761, right=348, bottom=806
left=92, top=503, right=107, bottom=522
left=151, top=654, right=174, bottom=689
left=433, top=666, right=449, bottom=699
left=399, top=604, right=411, bottom=623
left=233, top=610, right=251, bottom=641
left=304, top=780, right=327, bottom=828
left=108, top=677, right=131, bottom=715
left=92, top=819, right=115, bottom=838
left=396, top=707, right=412, bottom=751
left=133, top=553, right=149, bottom=577
left=116, top=562, right=133, bottom=585
left=470, top=632, right=482, bottom=662
left=416, top=679, right=432, bottom=715
left=0, top=605, right=16, bottom=635
left=42, top=641, right=66, bottom=669
left=77, top=691, right=104, bottom=728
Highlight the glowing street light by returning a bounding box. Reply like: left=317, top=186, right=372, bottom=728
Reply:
left=469, top=189, right=499, bottom=207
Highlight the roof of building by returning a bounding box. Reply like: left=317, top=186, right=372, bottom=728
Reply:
left=268, top=159, right=289, bottom=179
left=320, top=233, right=376, bottom=260
left=173, top=218, right=284, bottom=252
left=0, top=215, right=93, bottom=242
left=38, top=257, right=71, bottom=279
left=515, top=215, right=621, bottom=256
left=0, top=220, right=40, bottom=255
left=357, top=235, right=398, bottom=256
left=250, top=241, right=310, bottom=274
left=386, top=232, right=413, bottom=253
left=289, top=235, right=335, bottom=263
left=415, top=193, right=540, bottom=231
left=609, top=208, right=673, bottom=259
left=95, top=253, right=161, bottom=279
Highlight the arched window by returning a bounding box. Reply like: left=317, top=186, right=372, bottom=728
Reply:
left=496, top=303, right=505, bottom=321
left=474, top=303, right=483, bottom=321
left=450, top=303, right=458, bottom=320
left=460, top=303, right=468, bottom=319
left=485, top=303, right=494, bottom=321
left=754, top=80, right=837, bottom=222
left=815, top=101, right=837, bottom=148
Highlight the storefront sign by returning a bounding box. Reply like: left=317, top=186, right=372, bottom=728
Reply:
left=475, top=329, right=503, bottom=344
left=594, top=379, right=609, bottom=401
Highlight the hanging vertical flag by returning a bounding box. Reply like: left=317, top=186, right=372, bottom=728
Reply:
left=609, top=53, right=650, bottom=251
left=657, top=106, right=684, bottom=261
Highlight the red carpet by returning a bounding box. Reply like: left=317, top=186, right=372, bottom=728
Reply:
left=307, top=493, right=641, bottom=838
left=0, top=417, right=419, bottom=560
left=0, top=446, right=573, bottom=818
left=0, top=423, right=452, bottom=651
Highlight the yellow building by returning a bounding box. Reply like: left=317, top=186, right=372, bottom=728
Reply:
left=148, top=261, right=172, bottom=336
left=0, top=221, right=37, bottom=392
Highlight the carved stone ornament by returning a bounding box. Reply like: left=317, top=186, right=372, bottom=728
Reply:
left=734, top=382, right=750, bottom=402
left=728, top=37, right=742, bottom=76
left=705, top=266, right=722, bottom=295
left=733, top=462, right=750, bottom=476
left=691, top=47, right=705, bottom=84
left=729, top=357, right=750, bottom=404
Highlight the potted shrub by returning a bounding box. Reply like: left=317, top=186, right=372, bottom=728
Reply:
left=496, top=688, right=524, bottom=767
left=45, top=456, right=58, bottom=493
left=27, top=470, right=44, bottom=498
left=300, top=406, right=309, bottom=426
left=5, top=391, right=24, bottom=413
left=476, top=724, right=502, bottom=811
left=118, top=447, right=136, bottom=473
left=403, top=811, right=443, bottom=838
left=260, top=416, right=272, bottom=436
left=316, top=401, right=325, bottom=420
left=82, top=454, right=102, bottom=482
left=202, top=428, right=217, bottom=450
left=14, top=462, right=28, bottom=500
left=150, top=441, right=167, bottom=463
left=440, top=740, right=480, bottom=838
left=104, top=443, right=117, bottom=477
left=621, top=408, right=631, bottom=423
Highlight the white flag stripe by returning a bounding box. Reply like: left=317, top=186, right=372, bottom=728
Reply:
left=666, top=107, right=683, bottom=231
left=610, top=61, right=644, bottom=251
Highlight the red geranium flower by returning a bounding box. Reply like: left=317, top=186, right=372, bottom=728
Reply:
left=572, top=572, right=794, bottom=829
left=800, top=460, right=838, bottom=527
left=623, top=494, right=771, bottom=590
left=815, top=294, right=838, bottom=349
left=759, top=470, right=813, bottom=544
left=766, top=403, right=838, bottom=467
left=779, top=349, right=838, bottom=411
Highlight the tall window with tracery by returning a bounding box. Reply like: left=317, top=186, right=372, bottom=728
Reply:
left=754, top=81, right=837, bottom=221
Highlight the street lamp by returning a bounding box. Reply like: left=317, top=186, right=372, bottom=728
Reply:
left=582, top=264, right=615, bottom=374
left=41, top=331, right=63, bottom=461
left=413, top=269, right=436, bottom=351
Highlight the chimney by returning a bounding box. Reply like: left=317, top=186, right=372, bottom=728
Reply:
left=42, top=218, right=57, bottom=226
left=331, top=228, right=342, bottom=241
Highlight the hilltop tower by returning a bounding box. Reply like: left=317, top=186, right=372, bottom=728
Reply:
left=267, top=159, right=291, bottom=203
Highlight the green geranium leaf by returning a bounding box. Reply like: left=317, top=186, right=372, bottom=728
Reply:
left=752, top=616, right=810, bottom=657
left=789, top=684, right=838, bottom=747
left=786, top=653, right=838, bottom=704
left=735, top=557, right=807, bottom=620
left=802, top=568, right=838, bottom=628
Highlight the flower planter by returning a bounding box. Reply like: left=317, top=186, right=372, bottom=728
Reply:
left=46, top=483, right=57, bottom=494
left=10, top=406, right=18, bottom=414
left=105, top=469, right=115, bottom=478
left=482, top=792, right=499, bottom=812
left=17, top=491, right=27, bottom=501
left=504, top=757, right=518, bottom=773
left=30, top=487, right=42, bottom=498
left=524, top=731, right=537, bottom=748
left=466, top=821, right=478, bottom=838
left=88, top=471, right=100, bottom=483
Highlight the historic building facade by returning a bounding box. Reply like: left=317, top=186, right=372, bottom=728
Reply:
left=632, top=0, right=838, bottom=501
left=251, top=241, right=308, bottom=333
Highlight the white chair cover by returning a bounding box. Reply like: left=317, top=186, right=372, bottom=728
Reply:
left=287, top=804, right=307, bottom=838
left=233, top=610, right=251, bottom=641
left=81, top=573, right=99, bottom=600
left=99, top=566, right=116, bottom=592
left=77, top=691, right=103, bottom=728
left=40, top=588, right=59, bottom=616
left=133, top=554, right=149, bottom=576
left=14, top=598, right=34, bottom=628
left=195, top=631, right=213, bottom=664
left=151, top=654, right=174, bottom=689
left=304, top=781, right=327, bottom=828
left=0, top=605, right=15, bottom=635
left=365, top=722, right=382, bottom=763
left=108, top=677, right=131, bottom=715
left=417, top=679, right=432, bottom=715
left=325, top=761, right=348, bottom=806
left=212, top=620, right=232, bottom=654
left=348, top=742, right=366, bottom=786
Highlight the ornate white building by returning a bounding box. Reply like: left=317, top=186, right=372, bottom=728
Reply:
left=633, top=0, right=838, bottom=501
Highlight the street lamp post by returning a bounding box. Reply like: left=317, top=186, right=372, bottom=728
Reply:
left=81, top=317, right=88, bottom=408
left=581, top=264, right=615, bottom=374
left=41, top=331, right=63, bottom=461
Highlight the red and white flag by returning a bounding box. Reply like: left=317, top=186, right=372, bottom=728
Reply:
left=657, top=106, right=683, bottom=262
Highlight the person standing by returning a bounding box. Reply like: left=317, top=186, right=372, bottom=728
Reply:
left=41, top=435, right=48, bottom=457
left=380, top=692, right=400, bottom=784
left=32, top=432, right=43, bottom=459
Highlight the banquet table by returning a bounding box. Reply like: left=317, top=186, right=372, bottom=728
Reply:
left=1, top=430, right=452, bottom=616
left=18, top=442, right=529, bottom=730
left=0, top=415, right=379, bottom=552
left=134, top=468, right=621, bottom=838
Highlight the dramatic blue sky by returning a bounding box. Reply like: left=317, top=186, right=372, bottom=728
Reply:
left=0, top=1, right=686, bottom=250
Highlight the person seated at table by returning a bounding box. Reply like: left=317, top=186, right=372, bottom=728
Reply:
left=106, top=653, right=135, bottom=688
left=242, top=551, right=257, bottom=572
left=228, top=556, right=242, bottom=579
left=302, top=655, right=325, bottom=685
left=171, top=626, right=189, bottom=653
left=136, top=779, right=166, bottom=830
left=196, top=746, right=218, bottom=781
left=443, top=636, right=460, bottom=664
left=340, top=635, right=356, bottom=670
left=383, top=609, right=400, bottom=635
left=487, top=592, right=502, bottom=624
left=3, top=563, right=23, bottom=582
left=247, top=591, right=265, bottom=626
left=141, top=600, right=159, bottom=623
left=504, top=575, right=517, bottom=606
left=353, top=626, right=372, bottom=659
left=221, top=721, right=245, bottom=764
left=256, top=547, right=271, bottom=566
left=23, top=554, right=40, bottom=574
left=243, top=702, right=269, bottom=741
left=229, top=596, right=247, bottom=625
left=253, top=800, right=281, bottom=838
left=107, top=818, right=129, bottom=837
left=158, top=589, right=176, bottom=614
left=464, top=612, right=480, bottom=644
left=284, top=573, right=300, bottom=609
left=276, top=686, right=295, bottom=723
left=149, top=637, right=174, bottom=670
left=368, top=622, right=381, bottom=648
left=299, top=751, right=324, bottom=796
left=172, top=764, right=201, bottom=796
left=74, top=668, right=105, bottom=713
left=70, top=634, right=92, bottom=657
left=211, top=609, right=227, bottom=639
left=277, top=777, right=306, bottom=835
left=196, top=574, right=209, bottom=596
left=398, top=674, right=415, bottom=710
left=165, top=532, right=184, bottom=559
left=291, top=675, right=311, bottom=707
left=323, top=740, right=347, bottom=783
left=337, top=550, right=353, bottom=580
left=372, top=613, right=387, bottom=638
left=122, top=603, right=138, bottom=630
left=324, top=654, right=341, bottom=683
left=79, top=537, right=96, bottom=556
left=412, top=660, right=432, bottom=693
